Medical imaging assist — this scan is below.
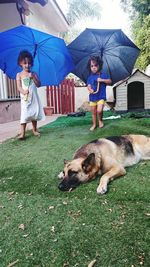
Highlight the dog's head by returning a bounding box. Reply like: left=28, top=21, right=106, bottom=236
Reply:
left=58, top=153, right=99, bottom=191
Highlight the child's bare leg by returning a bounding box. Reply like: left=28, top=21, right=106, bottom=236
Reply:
left=32, top=121, right=40, bottom=136
left=18, top=123, right=26, bottom=139
left=90, top=106, right=97, bottom=131
left=97, top=104, right=104, bottom=128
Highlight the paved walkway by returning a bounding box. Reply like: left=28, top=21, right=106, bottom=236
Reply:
left=0, top=114, right=61, bottom=143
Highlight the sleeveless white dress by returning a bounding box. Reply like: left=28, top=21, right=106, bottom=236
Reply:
left=20, top=77, right=45, bottom=124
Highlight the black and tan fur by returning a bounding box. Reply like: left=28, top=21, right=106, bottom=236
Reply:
left=58, top=135, right=150, bottom=194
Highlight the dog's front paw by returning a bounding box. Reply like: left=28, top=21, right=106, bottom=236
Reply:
left=58, top=171, right=64, bottom=179
left=97, top=184, right=107, bottom=195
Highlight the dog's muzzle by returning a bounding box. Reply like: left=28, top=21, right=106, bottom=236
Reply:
left=58, top=177, right=81, bottom=191
left=58, top=182, right=69, bottom=191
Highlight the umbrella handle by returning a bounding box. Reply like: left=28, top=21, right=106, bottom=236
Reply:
left=24, top=92, right=29, bottom=101
left=92, top=81, right=100, bottom=94
left=24, top=77, right=32, bottom=101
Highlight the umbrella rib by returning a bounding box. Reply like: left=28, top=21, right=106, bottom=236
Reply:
left=0, top=44, right=33, bottom=53
left=105, top=51, right=133, bottom=74
left=89, top=30, right=131, bottom=77
left=90, top=30, right=106, bottom=57
left=69, top=47, right=91, bottom=54
left=0, top=31, right=35, bottom=53
left=116, top=56, right=131, bottom=74
left=39, top=48, right=59, bottom=82
left=102, top=30, right=121, bottom=48
left=89, top=30, right=121, bottom=58
left=105, top=44, right=138, bottom=50
left=38, top=36, right=60, bottom=48
left=103, top=56, right=113, bottom=79
left=12, top=33, right=32, bottom=44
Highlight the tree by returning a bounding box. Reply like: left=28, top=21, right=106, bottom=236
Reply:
left=134, top=15, right=150, bottom=70
left=120, top=0, right=150, bottom=70
left=62, top=0, right=101, bottom=43
left=121, top=0, right=150, bottom=18
left=66, top=0, right=101, bottom=25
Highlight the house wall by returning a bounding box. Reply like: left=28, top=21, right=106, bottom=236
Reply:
left=25, top=0, right=69, bottom=35
left=0, top=1, right=69, bottom=35
left=115, top=71, right=150, bottom=111
left=0, top=100, right=20, bottom=124
left=0, top=4, right=21, bottom=32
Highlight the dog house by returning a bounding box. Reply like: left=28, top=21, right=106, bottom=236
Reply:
left=113, top=69, right=150, bottom=112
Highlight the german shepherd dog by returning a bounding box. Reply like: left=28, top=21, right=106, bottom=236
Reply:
left=58, top=135, right=150, bottom=194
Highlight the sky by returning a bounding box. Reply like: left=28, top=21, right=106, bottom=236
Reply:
left=56, top=0, right=131, bottom=38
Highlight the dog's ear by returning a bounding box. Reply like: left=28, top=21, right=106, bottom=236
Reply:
left=64, top=159, right=70, bottom=165
left=82, top=153, right=95, bottom=173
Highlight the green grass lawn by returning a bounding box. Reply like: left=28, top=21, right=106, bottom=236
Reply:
left=0, top=111, right=150, bottom=267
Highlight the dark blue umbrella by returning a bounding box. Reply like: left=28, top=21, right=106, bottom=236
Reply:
left=68, top=28, right=140, bottom=84
left=0, top=25, right=74, bottom=86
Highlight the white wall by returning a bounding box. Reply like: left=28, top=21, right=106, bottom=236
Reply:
left=0, top=71, right=7, bottom=99
left=0, top=4, right=21, bottom=32
left=74, top=85, right=114, bottom=111
left=106, top=86, right=114, bottom=102
left=0, top=1, right=69, bottom=34
left=37, top=87, right=47, bottom=107
left=145, top=65, right=150, bottom=76
left=75, top=87, right=89, bottom=111
left=25, top=0, right=69, bottom=35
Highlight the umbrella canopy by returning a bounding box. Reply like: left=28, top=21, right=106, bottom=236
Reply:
left=0, top=25, right=74, bottom=86
left=26, top=0, right=47, bottom=5
left=68, top=28, right=140, bottom=84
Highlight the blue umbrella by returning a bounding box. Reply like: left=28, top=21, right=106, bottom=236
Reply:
left=0, top=25, right=74, bottom=86
left=68, top=28, right=140, bottom=84
left=26, top=0, right=47, bottom=5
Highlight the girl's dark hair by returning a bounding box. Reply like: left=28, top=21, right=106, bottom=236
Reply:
left=18, top=50, right=33, bottom=66
left=87, top=56, right=103, bottom=72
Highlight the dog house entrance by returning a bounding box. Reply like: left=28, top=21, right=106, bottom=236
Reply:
left=127, top=81, right=144, bottom=110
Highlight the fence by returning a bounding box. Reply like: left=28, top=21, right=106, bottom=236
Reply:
left=0, top=77, right=75, bottom=115
left=46, top=79, right=75, bottom=114
left=0, top=72, right=20, bottom=100
left=6, top=77, right=20, bottom=99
